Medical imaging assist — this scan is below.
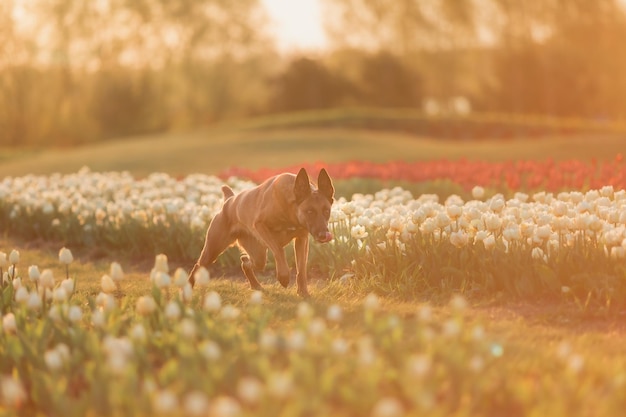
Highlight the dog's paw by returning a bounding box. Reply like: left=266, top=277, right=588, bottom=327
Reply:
left=297, top=288, right=311, bottom=299
left=277, top=273, right=290, bottom=288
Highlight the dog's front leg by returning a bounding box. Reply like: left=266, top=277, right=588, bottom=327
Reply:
left=254, top=222, right=291, bottom=288
left=294, top=235, right=310, bottom=298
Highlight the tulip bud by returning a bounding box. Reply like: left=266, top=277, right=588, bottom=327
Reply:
left=8, top=250, right=19, bottom=265
left=101, top=275, right=117, bottom=294
left=110, top=262, right=124, bottom=282
left=58, top=247, right=73, bottom=265
left=28, top=265, right=40, bottom=283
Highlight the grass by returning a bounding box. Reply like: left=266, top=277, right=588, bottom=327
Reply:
left=0, top=109, right=624, bottom=178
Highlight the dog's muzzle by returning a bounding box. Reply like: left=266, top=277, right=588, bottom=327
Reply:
left=315, top=231, right=333, bottom=243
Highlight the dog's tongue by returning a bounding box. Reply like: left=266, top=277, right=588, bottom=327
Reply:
left=318, top=231, right=333, bottom=243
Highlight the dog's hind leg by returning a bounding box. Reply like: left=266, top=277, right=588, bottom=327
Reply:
left=237, top=234, right=267, bottom=290
left=189, top=212, right=235, bottom=286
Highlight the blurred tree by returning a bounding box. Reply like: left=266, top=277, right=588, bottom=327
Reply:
left=357, top=52, right=423, bottom=107
left=490, top=0, right=626, bottom=118
left=267, top=57, right=356, bottom=112
left=322, top=0, right=478, bottom=53
left=0, top=0, right=271, bottom=146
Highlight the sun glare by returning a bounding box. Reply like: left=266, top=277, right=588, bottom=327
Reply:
left=261, top=0, right=327, bottom=52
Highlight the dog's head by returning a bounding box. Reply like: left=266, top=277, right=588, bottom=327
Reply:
left=294, top=168, right=335, bottom=243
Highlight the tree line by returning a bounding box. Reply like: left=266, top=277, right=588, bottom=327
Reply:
left=1, top=0, right=625, bottom=146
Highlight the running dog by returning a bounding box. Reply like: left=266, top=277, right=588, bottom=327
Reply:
left=188, top=168, right=334, bottom=297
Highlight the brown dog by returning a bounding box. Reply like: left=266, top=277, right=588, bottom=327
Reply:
left=188, top=168, right=335, bottom=297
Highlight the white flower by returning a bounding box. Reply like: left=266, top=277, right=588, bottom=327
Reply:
left=406, top=354, right=431, bottom=378
left=200, top=340, right=222, bottom=361
left=220, top=305, right=241, bottom=320
left=136, top=296, right=157, bottom=315
left=8, top=250, right=19, bottom=265
left=164, top=301, right=181, bottom=320
left=483, top=234, right=496, bottom=250
left=287, top=329, right=307, bottom=351
left=469, top=355, right=485, bottom=372
left=259, top=329, right=277, bottom=352
left=110, top=262, right=124, bottom=282
left=371, top=397, right=404, bottom=417
left=14, top=287, right=29, bottom=304
left=60, top=278, right=75, bottom=295
left=203, top=291, right=222, bottom=312
left=389, top=217, right=405, bottom=233
left=153, top=271, right=171, bottom=289
left=58, top=247, right=73, bottom=264
left=503, top=225, right=522, bottom=241
left=2, top=313, right=17, bottom=334
left=210, top=396, right=241, bottom=417
left=351, top=224, right=369, bottom=240
left=449, top=230, right=469, bottom=248
left=449, top=294, right=468, bottom=312
left=180, top=283, right=193, bottom=303
left=435, top=211, right=451, bottom=229
left=28, top=265, right=40, bottom=283
left=442, top=318, right=461, bottom=338
left=101, top=274, right=117, bottom=294
left=173, top=268, right=188, bottom=288
left=130, top=323, right=147, bottom=341
left=26, top=292, right=42, bottom=311
left=267, top=371, right=293, bottom=399
left=0, top=376, right=27, bottom=408
left=249, top=290, right=263, bottom=306
left=183, top=391, right=210, bottom=417
left=363, top=293, right=380, bottom=311
left=237, top=377, right=263, bottom=405
left=331, top=337, right=350, bottom=355
left=96, top=292, right=116, bottom=311
left=297, top=302, right=314, bottom=320
left=91, top=309, right=106, bottom=328
left=472, top=186, right=485, bottom=200
left=417, top=304, right=432, bottom=322
left=44, top=349, right=64, bottom=372
left=39, top=269, right=55, bottom=289
left=178, top=318, right=197, bottom=339
left=193, top=266, right=210, bottom=287
left=446, top=204, right=463, bottom=219
left=484, top=214, right=502, bottom=232
left=326, top=304, right=343, bottom=322
left=531, top=247, right=548, bottom=263
left=153, top=254, right=169, bottom=273
left=52, top=287, right=68, bottom=303
left=567, top=354, right=585, bottom=374
left=152, top=389, right=178, bottom=414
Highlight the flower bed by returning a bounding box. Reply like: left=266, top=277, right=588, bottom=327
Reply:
left=0, top=166, right=625, bottom=304
left=220, top=156, right=626, bottom=193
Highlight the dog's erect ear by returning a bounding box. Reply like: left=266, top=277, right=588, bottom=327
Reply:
left=294, top=168, right=312, bottom=204
left=317, top=168, right=335, bottom=203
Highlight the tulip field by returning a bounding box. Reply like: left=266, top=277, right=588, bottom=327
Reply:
left=2, top=157, right=626, bottom=416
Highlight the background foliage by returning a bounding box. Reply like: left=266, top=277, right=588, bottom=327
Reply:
left=1, top=0, right=625, bottom=146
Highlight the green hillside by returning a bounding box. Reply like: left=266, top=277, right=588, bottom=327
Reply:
left=0, top=110, right=623, bottom=178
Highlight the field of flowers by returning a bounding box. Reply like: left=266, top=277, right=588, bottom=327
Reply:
left=1, top=162, right=626, bottom=304
left=2, top=160, right=626, bottom=415
left=4, top=249, right=625, bottom=416
left=221, top=155, right=626, bottom=194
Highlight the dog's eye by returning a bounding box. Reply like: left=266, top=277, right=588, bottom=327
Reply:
left=323, top=209, right=330, bottom=217
left=307, top=209, right=315, bottom=216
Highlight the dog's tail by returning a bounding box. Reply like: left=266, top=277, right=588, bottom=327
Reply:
left=222, top=185, right=235, bottom=200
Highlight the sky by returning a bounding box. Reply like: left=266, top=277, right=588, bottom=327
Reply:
left=260, top=0, right=328, bottom=52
